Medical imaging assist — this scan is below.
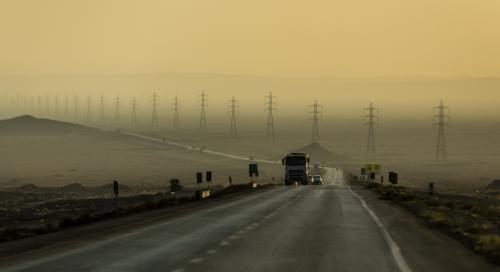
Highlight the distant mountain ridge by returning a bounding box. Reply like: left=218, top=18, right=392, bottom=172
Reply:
left=0, top=115, right=98, bottom=136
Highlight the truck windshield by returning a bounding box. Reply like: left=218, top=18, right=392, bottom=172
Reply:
left=285, top=157, right=306, bottom=166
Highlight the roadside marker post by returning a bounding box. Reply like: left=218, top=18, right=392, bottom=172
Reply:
left=361, top=168, right=367, bottom=181
left=369, top=172, right=376, bottom=181
left=389, top=172, right=398, bottom=185
left=113, top=180, right=119, bottom=211
left=196, top=172, right=203, bottom=200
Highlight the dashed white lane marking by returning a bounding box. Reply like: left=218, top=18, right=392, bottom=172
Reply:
left=347, top=185, right=413, bottom=272
left=229, top=235, right=239, bottom=240
left=189, top=258, right=204, bottom=264
left=252, top=222, right=260, bottom=227
left=220, top=241, right=230, bottom=246
left=206, top=249, right=218, bottom=254
left=245, top=226, right=254, bottom=230
left=171, top=268, right=186, bottom=272
left=237, top=230, right=247, bottom=234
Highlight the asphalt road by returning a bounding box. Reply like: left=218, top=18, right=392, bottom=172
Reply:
left=1, top=168, right=498, bottom=272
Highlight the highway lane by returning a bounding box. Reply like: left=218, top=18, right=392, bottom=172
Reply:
left=2, top=168, right=498, bottom=272
left=1, top=169, right=400, bottom=272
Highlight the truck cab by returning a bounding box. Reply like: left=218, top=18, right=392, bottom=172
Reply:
left=282, top=153, right=310, bottom=185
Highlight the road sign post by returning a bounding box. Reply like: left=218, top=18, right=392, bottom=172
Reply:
left=206, top=171, right=212, bottom=190
left=249, top=163, right=259, bottom=188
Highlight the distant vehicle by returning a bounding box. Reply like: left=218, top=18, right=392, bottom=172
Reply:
left=312, top=175, right=323, bottom=185
left=282, top=153, right=310, bottom=185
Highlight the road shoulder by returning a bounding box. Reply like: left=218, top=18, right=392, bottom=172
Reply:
left=349, top=185, right=499, bottom=272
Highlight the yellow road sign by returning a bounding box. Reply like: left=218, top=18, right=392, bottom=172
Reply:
left=365, top=163, right=381, bottom=173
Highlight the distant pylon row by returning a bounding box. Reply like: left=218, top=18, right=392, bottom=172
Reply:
left=362, top=101, right=449, bottom=162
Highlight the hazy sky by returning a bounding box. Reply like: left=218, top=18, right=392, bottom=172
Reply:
left=1, top=0, right=499, bottom=77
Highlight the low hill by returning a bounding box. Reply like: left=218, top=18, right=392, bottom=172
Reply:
left=486, top=180, right=500, bottom=190
left=293, top=142, right=344, bottom=162
left=0, top=115, right=98, bottom=136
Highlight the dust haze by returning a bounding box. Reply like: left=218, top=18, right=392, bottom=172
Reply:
left=1, top=74, right=500, bottom=193
left=1, top=0, right=500, bottom=193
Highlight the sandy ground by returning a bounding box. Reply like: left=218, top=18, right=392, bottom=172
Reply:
left=0, top=131, right=282, bottom=189
left=1, top=120, right=500, bottom=193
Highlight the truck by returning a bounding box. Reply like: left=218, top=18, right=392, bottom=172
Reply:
left=282, top=153, right=310, bottom=185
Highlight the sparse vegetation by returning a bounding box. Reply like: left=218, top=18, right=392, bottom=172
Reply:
left=0, top=183, right=274, bottom=243
left=356, top=180, right=500, bottom=265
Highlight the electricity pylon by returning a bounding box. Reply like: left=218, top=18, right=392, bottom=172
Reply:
left=198, top=91, right=208, bottom=133
left=114, top=96, right=120, bottom=124
left=38, top=95, right=42, bottom=116
left=131, top=97, right=138, bottom=127
left=228, top=96, right=238, bottom=136
left=86, top=97, right=92, bottom=121
left=64, top=95, right=69, bottom=118
left=364, top=102, right=379, bottom=160
left=265, top=92, right=276, bottom=141
left=309, top=100, right=323, bottom=143
left=45, top=94, right=50, bottom=116
left=151, top=93, right=159, bottom=129
left=29, top=95, right=35, bottom=114
left=73, top=95, right=79, bottom=118
left=54, top=95, right=59, bottom=117
left=99, top=96, right=105, bottom=121
left=434, top=100, right=450, bottom=162
left=172, top=96, right=180, bottom=129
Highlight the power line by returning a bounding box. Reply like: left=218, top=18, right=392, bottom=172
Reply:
left=265, top=92, right=276, bottom=141
left=364, top=102, right=379, bottom=160
left=309, top=100, right=323, bottom=143
left=198, top=91, right=208, bottom=133
left=172, top=96, right=180, bottom=129
left=228, top=96, right=238, bottom=136
left=434, top=100, right=450, bottom=162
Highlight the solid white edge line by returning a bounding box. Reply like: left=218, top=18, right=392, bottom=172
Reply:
left=347, top=185, right=413, bottom=272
